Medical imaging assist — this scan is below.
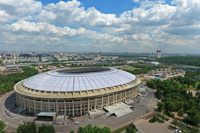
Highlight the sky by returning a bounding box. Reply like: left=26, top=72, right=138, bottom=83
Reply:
left=0, top=0, right=200, bottom=53
left=41, top=0, right=140, bottom=14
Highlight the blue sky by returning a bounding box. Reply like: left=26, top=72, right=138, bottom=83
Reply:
left=41, top=0, right=172, bottom=14
left=41, top=0, right=139, bottom=14
left=0, top=0, right=200, bottom=53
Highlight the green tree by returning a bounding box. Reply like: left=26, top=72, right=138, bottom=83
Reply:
left=0, top=67, right=37, bottom=94
left=17, top=122, right=36, bottom=133
left=177, top=108, right=184, bottom=117
left=196, top=83, right=200, bottom=91
left=77, top=124, right=111, bottom=133
left=38, top=124, right=55, bottom=133
left=190, top=127, right=199, bottom=133
left=172, top=119, right=178, bottom=129
left=125, top=124, right=137, bottom=133
left=0, top=121, right=5, bottom=133
left=157, top=102, right=165, bottom=112
left=70, top=130, right=74, bottom=133
left=165, top=101, right=177, bottom=111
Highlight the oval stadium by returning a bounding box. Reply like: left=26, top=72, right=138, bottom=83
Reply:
left=14, top=67, right=141, bottom=116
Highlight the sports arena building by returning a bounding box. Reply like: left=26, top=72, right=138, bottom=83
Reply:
left=14, top=67, right=141, bottom=116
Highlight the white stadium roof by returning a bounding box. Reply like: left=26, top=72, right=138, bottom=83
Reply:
left=23, top=68, right=136, bottom=92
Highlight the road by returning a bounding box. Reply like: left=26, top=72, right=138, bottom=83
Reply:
left=0, top=91, right=36, bottom=132
left=0, top=91, right=21, bottom=128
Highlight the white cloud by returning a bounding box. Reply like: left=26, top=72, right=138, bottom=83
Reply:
left=42, top=0, right=118, bottom=27
left=0, top=0, right=42, bottom=21
left=8, top=20, right=125, bottom=44
left=120, top=3, right=176, bottom=26
left=0, top=0, right=200, bottom=53
left=0, top=10, right=12, bottom=23
left=38, top=10, right=56, bottom=22
left=10, top=20, right=86, bottom=37
left=126, top=33, right=151, bottom=41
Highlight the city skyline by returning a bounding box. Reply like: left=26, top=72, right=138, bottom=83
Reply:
left=0, top=0, right=200, bottom=53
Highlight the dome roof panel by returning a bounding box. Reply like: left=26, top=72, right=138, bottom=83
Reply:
left=23, top=68, right=136, bottom=92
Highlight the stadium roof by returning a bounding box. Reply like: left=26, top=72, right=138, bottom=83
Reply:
left=22, top=68, right=136, bottom=92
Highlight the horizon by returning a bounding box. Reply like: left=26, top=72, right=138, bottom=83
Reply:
left=1, top=50, right=200, bottom=56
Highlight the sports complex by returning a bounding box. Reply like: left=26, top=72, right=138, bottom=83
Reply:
left=14, top=67, right=141, bottom=116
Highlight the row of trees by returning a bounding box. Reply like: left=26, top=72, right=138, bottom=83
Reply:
left=17, top=122, right=55, bottom=133
left=1, top=119, right=138, bottom=133
left=17, top=123, right=137, bottom=133
left=0, top=67, right=37, bottom=94
left=15, top=119, right=139, bottom=133
left=70, top=124, right=137, bottom=133
left=77, top=124, right=111, bottom=133
left=17, top=123, right=111, bottom=133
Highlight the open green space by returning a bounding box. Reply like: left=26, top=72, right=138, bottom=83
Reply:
left=0, top=67, right=37, bottom=94
left=146, top=75, right=200, bottom=132
left=159, top=56, right=200, bottom=67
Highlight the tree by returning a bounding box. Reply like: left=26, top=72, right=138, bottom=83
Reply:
left=0, top=121, right=5, bottom=133
left=126, top=124, right=137, bottom=133
left=183, top=108, right=200, bottom=126
left=38, top=125, right=55, bottom=133
left=165, top=101, right=177, bottom=111
left=177, top=108, right=184, bottom=117
left=190, top=127, right=199, bottom=133
left=146, top=80, right=157, bottom=89
left=17, top=122, right=36, bottom=133
left=70, top=130, right=74, bottom=133
left=99, top=127, right=111, bottom=133
left=0, top=67, right=37, bottom=95
left=77, top=124, right=111, bottom=133
left=147, top=72, right=200, bottom=127
left=157, top=102, right=165, bottom=112
left=172, top=119, right=178, bottom=129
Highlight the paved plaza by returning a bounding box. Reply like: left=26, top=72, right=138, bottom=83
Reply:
left=134, top=118, right=174, bottom=133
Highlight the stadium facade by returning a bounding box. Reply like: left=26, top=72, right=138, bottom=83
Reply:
left=14, top=67, right=140, bottom=116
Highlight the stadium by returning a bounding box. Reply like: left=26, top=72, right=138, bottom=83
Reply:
left=14, top=67, right=141, bottom=116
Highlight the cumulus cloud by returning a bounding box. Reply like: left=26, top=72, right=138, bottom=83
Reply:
left=0, top=0, right=200, bottom=53
left=42, top=0, right=118, bottom=27
left=0, top=10, right=12, bottom=23
left=37, top=10, right=56, bottom=22
left=10, top=20, right=85, bottom=37
left=120, top=4, right=176, bottom=26
left=126, top=33, right=151, bottom=41
left=8, top=20, right=124, bottom=45
left=0, top=0, right=42, bottom=21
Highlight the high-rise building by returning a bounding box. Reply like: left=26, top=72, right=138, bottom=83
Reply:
left=156, top=50, right=161, bottom=58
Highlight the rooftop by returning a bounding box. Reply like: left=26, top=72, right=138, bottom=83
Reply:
left=22, top=67, right=136, bottom=92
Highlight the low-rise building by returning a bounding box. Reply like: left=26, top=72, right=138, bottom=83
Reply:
left=0, top=65, right=22, bottom=75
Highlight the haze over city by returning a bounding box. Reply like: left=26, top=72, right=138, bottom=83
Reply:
left=0, top=0, right=200, bottom=53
